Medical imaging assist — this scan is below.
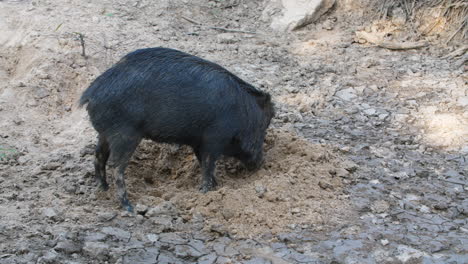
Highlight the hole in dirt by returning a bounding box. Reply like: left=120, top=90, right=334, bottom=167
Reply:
left=115, top=129, right=355, bottom=236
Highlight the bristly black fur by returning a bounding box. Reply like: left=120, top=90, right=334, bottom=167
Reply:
left=80, top=47, right=275, bottom=212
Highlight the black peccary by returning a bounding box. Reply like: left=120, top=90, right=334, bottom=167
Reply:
left=79, top=47, right=275, bottom=212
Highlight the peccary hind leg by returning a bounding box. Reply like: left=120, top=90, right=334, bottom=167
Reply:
left=94, top=135, right=110, bottom=191
left=107, top=131, right=141, bottom=212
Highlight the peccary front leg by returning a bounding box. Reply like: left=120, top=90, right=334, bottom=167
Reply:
left=199, top=151, right=219, bottom=193
left=112, top=164, right=133, bottom=212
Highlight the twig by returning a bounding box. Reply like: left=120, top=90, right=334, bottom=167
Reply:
left=442, top=44, right=468, bottom=59
left=179, top=15, right=258, bottom=35
left=73, top=32, right=86, bottom=58
left=180, top=15, right=202, bottom=25
left=437, top=178, right=466, bottom=186
left=208, top=27, right=257, bottom=34
left=356, top=31, right=428, bottom=50
left=376, top=41, right=429, bottom=50
left=446, top=18, right=466, bottom=44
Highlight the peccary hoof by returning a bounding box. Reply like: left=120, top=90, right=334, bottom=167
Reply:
left=100, top=183, right=109, bottom=191
left=121, top=200, right=134, bottom=213
left=199, top=179, right=218, bottom=193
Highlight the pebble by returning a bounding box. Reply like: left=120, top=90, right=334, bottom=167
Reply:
left=371, top=200, right=390, bottom=213
left=101, top=227, right=131, bottom=241
left=380, top=239, right=389, bottom=246
left=378, top=112, right=389, bottom=120
left=82, top=242, right=109, bottom=259
left=335, top=88, right=357, bottom=101
left=174, top=244, right=204, bottom=258
left=213, top=242, right=239, bottom=257
left=198, top=253, right=217, bottom=264
left=255, top=185, right=267, bottom=198
left=217, top=33, right=239, bottom=44
left=41, top=162, right=61, bottom=170
left=419, top=205, right=431, bottom=214
left=318, top=181, right=333, bottom=190
left=395, top=245, right=426, bottom=262
left=158, top=233, right=188, bottom=245
left=54, top=241, right=82, bottom=254
left=243, top=257, right=273, bottom=264
left=363, top=108, right=377, bottom=116
left=146, top=233, right=159, bottom=242
left=42, top=208, right=58, bottom=220
left=146, top=201, right=179, bottom=217
left=39, top=249, right=58, bottom=263
left=456, top=96, right=468, bottom=107
left=135, top=204, right=149, bottom=215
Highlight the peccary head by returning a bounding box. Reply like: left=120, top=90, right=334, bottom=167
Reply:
left=239, top=91, right=275, bottom=171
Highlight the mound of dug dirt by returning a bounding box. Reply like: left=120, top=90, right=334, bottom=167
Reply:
left=104, top=129, right=357, bottom=237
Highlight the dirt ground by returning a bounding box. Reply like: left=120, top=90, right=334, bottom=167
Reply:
left=0, top=0, right=467, bottom=263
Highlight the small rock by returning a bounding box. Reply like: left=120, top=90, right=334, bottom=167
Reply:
left=101, top=227, right=131, bottom=241
left=34, top=87, right=50, bottom=99
left=151, top=215, right=173, bottom=228
left=210, top=224, right=229, bottom=236
left=433, top=203, right=449, bottom=211
left=322, top=18, right=335, bottom=30
left=63, top=184, right=77, bottom=194
left=84, top=232, right=107, bottom=242
left=393, top=171, right=408, bottom=180
left=146, top=201, right=179, bottom=217
left=97, top=212, right=117, bottom=222
left=419, top=205, right=431, bottom=214
left=291, top=208, right=301, bottom=214
left=255, top=185, right=267, bottom=198
left=378, top=113, right=389, bottom=121
left=456, top=96, right=468, bottom=107
left=40, top=249, right=58, bottom=263
left=82, top=242, right=109, bottom=259
left=135, top=204, right=149, bottom=215
left=243, top=257, right=273, bottom=264
left=216, top=256, right=233, bottom=264
left=318, top=181, right=333, bottom=190
left=147, top=233, right=159, bottom=242
left=217, top=33, right=239, bottom=44
left=380, top=239, right=389, bottom=246
left=221, top=209, right=236, bottom=220
left=158, top=233, right=188, bottom=245
left=43, top=208, right=58, bottom=220
left=188, top=239, right=209, bottom=255
left=363, top=87, right=374, bottom=96
left=41, top=162, right=61, bottom=170
left=54, top=241, right=82, bottom=254
left=265, top=0, right=336, bottom=31
left=158, top=251, right=182, bottom=264
left=26, top=99, right=38, bottom=107
left=395, top=245, right=426, bottom=262
left=123, top=247, right=160, bottom=264
left=335, top=88, right=357, bottom=101
left=174, top=244, right=203, bottom=258
left=371, top=200, right=390, bottom=213
left=198, top=253, right=217, bottom=264
left=335, top=168, right=349, bottom=178
left=363, top=108, right=377, bottom=116
left=79, top=144, right=95, bottom=157
left=213, top=241, right=239, bottom=257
